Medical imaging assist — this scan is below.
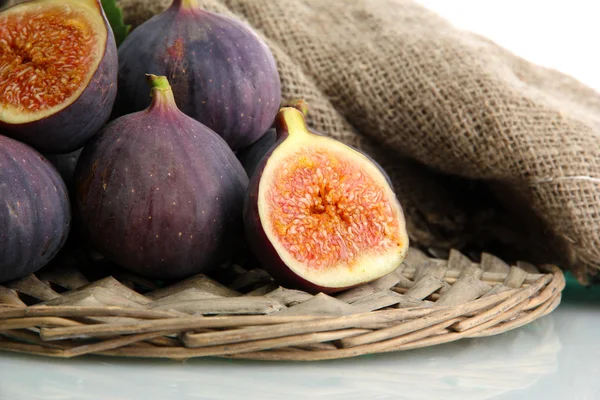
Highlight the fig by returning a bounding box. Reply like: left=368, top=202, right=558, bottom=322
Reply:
left=238, top=100, right=309, bottom=178
left=44, top=148, right=82, bottom=188
left=244, top=108, right=409, bottom=294
left=238, top=128, right=276, bottom=179
left=116, top=0, right=281, bottom=151
left=74, top=75, right=249, bottom=280
left=0, top=134, right=71, bottom=283
left=0, top=0, right=118, bottom=153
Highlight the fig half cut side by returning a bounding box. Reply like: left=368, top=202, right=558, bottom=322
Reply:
left=244, top=108, right=410, bottom=294
left=0, top=0, right=117, bottom=153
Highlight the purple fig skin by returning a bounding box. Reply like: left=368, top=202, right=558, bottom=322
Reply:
left=0, top=0, right=117, bottom=154
left=0, top=134, right=71, bottom=283
left=74, top=76, right=249, bottom=280
left=237, top=128, right=276, bottom=178
left=44, top=148, right=83, bottom=188
left=116, top=1, right=281, bottom=151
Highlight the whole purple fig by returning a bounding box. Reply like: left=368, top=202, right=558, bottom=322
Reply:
left=116, top=0, right=281, bottom=151
left=0, top=134, right=71, bottom=282
left=74, top=75, right=249, bottom=279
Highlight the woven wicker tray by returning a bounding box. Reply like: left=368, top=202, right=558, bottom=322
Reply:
left=0, top=247, right=565, bottom=361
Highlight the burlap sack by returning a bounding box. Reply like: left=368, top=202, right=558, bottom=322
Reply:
left=6, top=0, right=600, bottom=283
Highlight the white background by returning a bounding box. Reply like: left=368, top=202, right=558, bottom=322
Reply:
left=416, top=0, right=600, bottom=92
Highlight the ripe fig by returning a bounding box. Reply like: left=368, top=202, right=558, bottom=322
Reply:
left=0, top=0, right=117, bottom=153
left=237, top=100, right=308, bottom=178
left=74, top=75, right=249, bottom=280
left=116, top=0, right=281, bottom=151
left=0, top=134, right=71, bottom=283
left=244, top=108, right=409, bottom=294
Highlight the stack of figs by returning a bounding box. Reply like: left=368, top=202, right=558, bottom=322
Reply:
left=0, top=0, right=408, bottom=293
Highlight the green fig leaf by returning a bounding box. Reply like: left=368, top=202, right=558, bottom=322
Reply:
left=101, top=0, right=130, bottom=47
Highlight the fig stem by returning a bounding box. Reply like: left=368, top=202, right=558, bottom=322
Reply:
left=147, top=74, right=171, bottom=91
left=275, top=107, right=310, bottom=141
left=172, top=0, right=200, bottom=9
left=282, top=99, right=309, bottom=118
left=146, top=74, right=177, bottom=110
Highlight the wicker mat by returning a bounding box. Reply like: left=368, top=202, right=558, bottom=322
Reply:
left=0, top=247, right=564, bottom=361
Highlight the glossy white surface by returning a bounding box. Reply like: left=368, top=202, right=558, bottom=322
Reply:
left=1, top=301, right=599, bottom=400
left=1, top=1, right=599, bottom=399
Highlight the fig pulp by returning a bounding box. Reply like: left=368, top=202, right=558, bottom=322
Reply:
left=244, top=108, right=409, bottom=294
left=74, top=75, right=249, bottom=280
left=0, top=134, right=71, bottom=282
left=0, top=0, right=117, bottom=153
left=116, top=0, right=281, bottom=151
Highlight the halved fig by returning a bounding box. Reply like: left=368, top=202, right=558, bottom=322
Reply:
left=0, top=0, right=117, bottom=153
left=244, top=108, right=409, bottom=294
